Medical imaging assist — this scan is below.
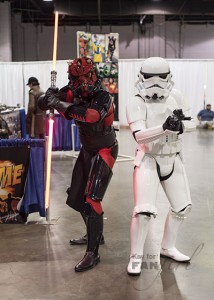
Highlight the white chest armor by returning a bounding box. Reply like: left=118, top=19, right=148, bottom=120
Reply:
left=126, top=94, right=185, bottom=157
left=143, top=96, right=181, bottom=155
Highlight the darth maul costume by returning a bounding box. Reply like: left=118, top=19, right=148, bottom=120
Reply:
left=38, top=57, right=118, bottom=272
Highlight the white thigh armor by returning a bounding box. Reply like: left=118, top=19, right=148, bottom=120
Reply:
left=133, top=153, right=191, bottom=215
left=133, top=154, right=160, bottom=216
left=160, top=154, right=192, bottom=212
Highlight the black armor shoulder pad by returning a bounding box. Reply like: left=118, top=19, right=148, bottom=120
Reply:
left=92, top=90, right=112, bottom=120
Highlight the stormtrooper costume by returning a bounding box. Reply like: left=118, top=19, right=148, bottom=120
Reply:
left=126, top=57, right=195, bottom=276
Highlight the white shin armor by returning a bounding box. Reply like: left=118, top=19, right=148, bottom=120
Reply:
left=161, top=205, right=192, bottom=262
left=127, top=214, right=151, bottom=275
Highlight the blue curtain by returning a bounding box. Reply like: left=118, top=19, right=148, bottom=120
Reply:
left=0, top=139, right=45, bottom=217
left=46, top=114, right=80, bottom=151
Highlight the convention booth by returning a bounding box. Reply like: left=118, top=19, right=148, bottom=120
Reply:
left=0, top=108, right=80, bottom=224
left=0, top=106, right=80, bottom=150
left=0, top=139, right=45, bottom=223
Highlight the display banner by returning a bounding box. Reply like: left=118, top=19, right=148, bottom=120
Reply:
left=77, top=31, right=119, bottom=120
left=0, top=146, right=30, bottom=223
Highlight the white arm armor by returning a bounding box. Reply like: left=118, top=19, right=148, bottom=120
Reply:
left=126, top=96, right=176, bottom=144
left=171, top=88, right=196, bottom=133
left=134, top=126, right=176, bottom=144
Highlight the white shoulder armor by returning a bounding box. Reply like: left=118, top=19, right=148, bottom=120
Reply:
left=126, top=95, right=146, bottom=124
left=126, top=95, right=147, bottom=132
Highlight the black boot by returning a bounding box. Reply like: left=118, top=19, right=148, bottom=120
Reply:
left=70, top=234, right=105, bottom=245
left=75, top=206, right=103, bottom=272
left=69, top=212, right=105, bottom=245
left=69, top=212, right=87, bottom=245
left=69, top=234, right=88, bottom=245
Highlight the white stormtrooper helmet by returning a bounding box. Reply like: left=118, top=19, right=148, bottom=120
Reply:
left=136, top=57, right=174, bottom=101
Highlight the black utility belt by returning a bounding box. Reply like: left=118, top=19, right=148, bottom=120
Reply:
left=80, top=131, right=116, bottom=151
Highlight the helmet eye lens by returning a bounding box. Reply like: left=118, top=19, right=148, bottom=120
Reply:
left=159, top=74, right=168, bottom=79
left=143, top=74, right=153, bottom=79
left=142, top=73, right=169, bottom=80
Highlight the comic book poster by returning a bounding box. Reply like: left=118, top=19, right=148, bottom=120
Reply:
left=102, top=78, right=118, bottom=94
left=91, top=34, right=106, bottom=63
left=77, top=32, right=119, bottom=63
left=0, top=146, right=30, bottom=223
left=102, top=78, right=119, bottom=121
left=77, top=31, right=93, bottom=58
left=96, top=62, right=118, bottom=78
left=1, top=110, right=21, bottom=139
left=105, top=33, right=119, bottom=63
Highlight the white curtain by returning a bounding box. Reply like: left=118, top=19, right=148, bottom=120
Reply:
left=0, top=62, right=23, bottom=107
left=1, top=59, right=214, bottom=125
left=0, top=60, right=68, bottom=109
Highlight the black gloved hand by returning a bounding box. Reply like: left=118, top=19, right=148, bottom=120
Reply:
left=37, top=94, right=49, bottom=111
left=45, top=87, right=59, bottom=98
left=38, top=87, right=60, bottom=111
left=163, top=115, right=183, bottom=134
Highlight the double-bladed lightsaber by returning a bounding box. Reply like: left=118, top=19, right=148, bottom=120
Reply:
left=45, top=11, right=59, bottom=221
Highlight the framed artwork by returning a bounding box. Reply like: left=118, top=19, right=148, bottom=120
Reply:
left=77, top=31, right=93, bottom=58
left=105, top=33, right=119, bottom=63
left=77, top=32, right=119, bottom=120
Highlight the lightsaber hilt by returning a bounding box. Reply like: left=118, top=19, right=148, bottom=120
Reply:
left=49, top=70, right=57, bottom=119
left=51, top=70, right=57, bottom=88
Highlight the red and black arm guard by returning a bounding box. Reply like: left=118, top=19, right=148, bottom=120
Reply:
left=65, top=90, right=113, bottom=123
left=57, top=85, right=74, bottom=103
left=40, top=87, right=112, bottom=123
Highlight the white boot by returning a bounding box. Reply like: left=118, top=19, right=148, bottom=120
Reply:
left=161, top=208, right=191, bottom=262
left=127, top=214, right=150, bottom=275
